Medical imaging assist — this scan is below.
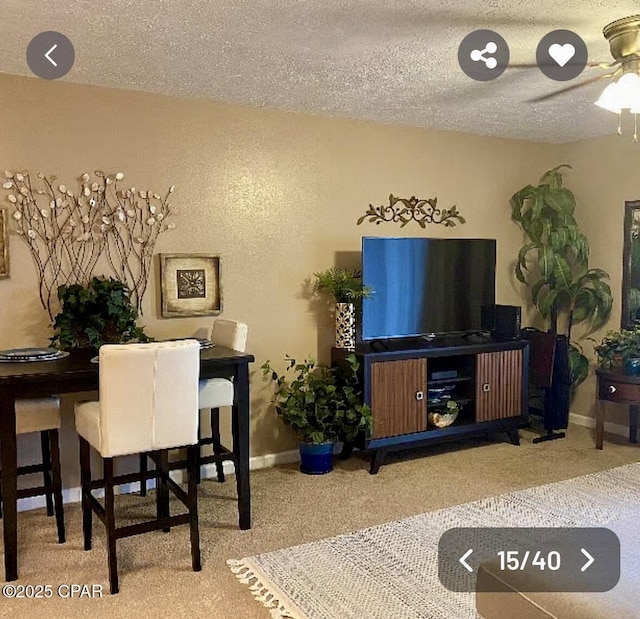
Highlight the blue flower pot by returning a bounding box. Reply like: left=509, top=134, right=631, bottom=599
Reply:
left=299, top=442, right=334, bottom=475
left=624, top=355, right=640, bottom=376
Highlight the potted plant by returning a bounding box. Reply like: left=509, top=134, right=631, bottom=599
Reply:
left=261, top=353, right=372, bottom=474
left=593, top=324, right=640, bottom=373
left=313, top=267, right=373, bottom=349
left=50, top=276, right=150, bottom=353
left=511, top=165, right=613, bottom=388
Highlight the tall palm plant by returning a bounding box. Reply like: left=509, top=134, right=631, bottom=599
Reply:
left=511, top=165, right=613, bottom=386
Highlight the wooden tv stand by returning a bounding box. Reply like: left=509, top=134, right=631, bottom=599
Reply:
left=332, top=335, right=529, bottom=474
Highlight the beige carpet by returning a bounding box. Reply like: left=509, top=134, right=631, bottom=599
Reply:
left=2, top=424, right=639, bottom=619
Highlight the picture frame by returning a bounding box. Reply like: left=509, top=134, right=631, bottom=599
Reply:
left=622, top=200, right=640, bottom=329
left=0, top=208, right=9, bottom=279
left=160, top=253, right=222, bottom=317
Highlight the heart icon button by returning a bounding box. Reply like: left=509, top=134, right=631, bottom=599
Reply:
left=548, top=43, right=576, bottom=67
left=537, top=30, right=587, bottom=81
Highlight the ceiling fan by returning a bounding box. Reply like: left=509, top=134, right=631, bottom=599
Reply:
left=529, top=15, right=640, bottom=106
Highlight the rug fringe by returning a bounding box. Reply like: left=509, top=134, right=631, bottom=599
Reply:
left=227, top=559, right=299, bottom=619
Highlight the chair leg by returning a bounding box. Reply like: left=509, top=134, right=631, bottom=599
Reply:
left=40, top=431, right=54, bottom=517
left=187, top=444, right=201, bottom=572
left=155, top=450, right=170, bottom=533
left=210, top=408, right=225, bottom=483
left=139, top=454, right=147, bottom=496
left=196, top=422, right=202, bottom=485
left=79, top=436, right=92, bottom=551
left=104, top=458, right=119, bottom=595
left=49, top=430, right=66, bottom=544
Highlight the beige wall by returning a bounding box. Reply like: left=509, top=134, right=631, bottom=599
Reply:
left=0, top=72, right=561, bottom=489
left=559, top=134, right=640, bottom=427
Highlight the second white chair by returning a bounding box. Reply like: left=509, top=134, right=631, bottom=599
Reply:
left=197, top=319, right=248, bottom=482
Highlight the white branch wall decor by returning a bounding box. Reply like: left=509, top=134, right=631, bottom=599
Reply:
left=2, top=170, right=176, bottom=317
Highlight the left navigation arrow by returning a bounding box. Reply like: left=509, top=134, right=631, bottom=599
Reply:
left=459, top=549, right=474, bottom=573
left=44, top=44, right=58, bottom=67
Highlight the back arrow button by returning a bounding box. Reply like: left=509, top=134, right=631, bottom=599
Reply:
left=27, top=32, right=75, bottom=80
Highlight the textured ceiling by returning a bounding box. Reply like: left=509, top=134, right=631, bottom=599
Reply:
left=1, top=0, right=640, bottom=142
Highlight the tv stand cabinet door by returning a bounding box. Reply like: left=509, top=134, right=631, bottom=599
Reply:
left=475, top=349, right=523, bottom=421
left=370, top=358, right=427, bottom=438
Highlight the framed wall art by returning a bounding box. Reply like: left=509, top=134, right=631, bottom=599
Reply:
left=160, top=253, right=222, bottom=317
left=0, top=208, right=9, bottom=279
left=622, top=200, right=640, bottom=329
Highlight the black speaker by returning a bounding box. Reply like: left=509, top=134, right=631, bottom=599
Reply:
left=481, top=304, right=522, bottom=340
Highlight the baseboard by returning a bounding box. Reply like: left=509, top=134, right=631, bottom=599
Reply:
left=17, top=448, right=302, bottom=513
left=569, top=412, right=629, bottom=438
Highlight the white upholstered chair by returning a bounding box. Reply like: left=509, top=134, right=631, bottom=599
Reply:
left=198, top=319, right=248, bottom=482
left=0, top=398, right=65, bottom=543
left=74, top=340, right=201, bottom=594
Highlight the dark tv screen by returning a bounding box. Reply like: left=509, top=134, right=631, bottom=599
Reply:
left=361, top=237, right=496, bottom=340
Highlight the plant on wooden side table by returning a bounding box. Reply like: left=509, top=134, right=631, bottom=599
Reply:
left=50, top=276, right=150, bottom=353
left=593, top=324, right=640, bottom=374
left=261, top=353, right=372, bottom=474
left=313, top=267, right=373, bottom=350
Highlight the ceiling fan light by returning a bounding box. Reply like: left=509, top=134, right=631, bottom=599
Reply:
left=613, top=72, right=640, bottom=109
left=595, top=82, right=622, bottom=113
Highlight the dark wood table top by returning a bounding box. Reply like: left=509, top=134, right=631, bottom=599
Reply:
left=595, top=366, right=640, bottom=385
left=0, top=345, right=254, bottom=399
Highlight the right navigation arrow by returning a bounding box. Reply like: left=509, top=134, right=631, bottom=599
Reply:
left=580, top=548, right=595, bottom=572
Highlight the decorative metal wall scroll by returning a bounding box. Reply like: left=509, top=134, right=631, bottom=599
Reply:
left=357, top=194, right=466, bottom=228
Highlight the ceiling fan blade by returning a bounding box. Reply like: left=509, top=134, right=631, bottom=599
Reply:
left=591, top=60, right=621, bottom=69
left=509, top=60, right=618, bottom=70
left=527, top=74, right=614, bottom=103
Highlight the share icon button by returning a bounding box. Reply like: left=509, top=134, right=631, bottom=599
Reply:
left=458, top=30, right=510, bottom=81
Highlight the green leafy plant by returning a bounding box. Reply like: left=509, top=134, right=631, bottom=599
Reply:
left=261, top=354, right=372, bottom=444
left=593, top=325, right=640, bottom=367
left=313, top=267, right=373, bottom=304
left=511, top=165, right=613, bottom=386
left=50, top=276, right=150, bottom=350
left=445, top=400, right=460, bottom=414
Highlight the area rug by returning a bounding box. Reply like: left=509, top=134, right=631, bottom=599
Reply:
left=228, top=463, right=640, bottom=619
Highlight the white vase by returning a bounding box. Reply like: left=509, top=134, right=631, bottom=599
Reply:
left=335, top=302, right=356, bottom=349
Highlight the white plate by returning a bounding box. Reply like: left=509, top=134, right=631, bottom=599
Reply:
left=0, top=349, right=69, bottom=363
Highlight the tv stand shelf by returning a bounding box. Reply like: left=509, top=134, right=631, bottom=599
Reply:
left=332, top=337, right=529, bottom=474
left=428, top=376, right=472, bottom=386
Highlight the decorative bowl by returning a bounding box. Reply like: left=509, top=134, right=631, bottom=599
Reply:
left=428, top=410, right=458, bottom=428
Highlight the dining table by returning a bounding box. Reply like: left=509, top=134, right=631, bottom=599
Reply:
left=0, top=344, right=254, bottom=582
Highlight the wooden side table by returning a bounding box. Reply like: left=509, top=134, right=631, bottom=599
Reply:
left=595, top=367, right=640, bottom=449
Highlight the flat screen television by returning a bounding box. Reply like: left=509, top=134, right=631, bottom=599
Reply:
left=361, top=237, right=496, bottom=340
